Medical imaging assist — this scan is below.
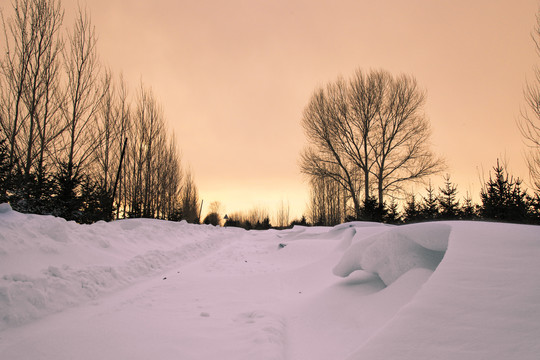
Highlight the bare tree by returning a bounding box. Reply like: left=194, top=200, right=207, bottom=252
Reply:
left=247, top=206, right=270, bottom=228
left=301, top=68, right=444, bottom=219
left=519, top=9, right=540, bottom=191
left=181, top=167, right=199, bottom=223
left=300, top=83, right=363, bottom=218
left=115, top=74, right=131, bottom=218
left=33, top=2, right=64, bottom=188
left=57, top=5, right=103, bottom=185
left=346, top=70, right=385, bottom=205
left=160, top=132, right=182, bottom=220
left=307, top=174, right=346, bottom=225
left=275, top=198, right=290, bottom=228
left=203, top=201, right=222, bottom=225
left=20, top=0, right=64, bottom=183
left=370, top=73, right=444, bottom=205
left=125, top=82, right=173, bottom=218
left=0, top=0, right=34, bottom=172
left=93, top=68, right=117, bottom=194
left=0, top=0, right=63, bottom=190
left=0, top=0, right=186, bottom=222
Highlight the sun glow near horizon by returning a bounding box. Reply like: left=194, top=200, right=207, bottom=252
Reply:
left=68, top=0, right=538, bottom=221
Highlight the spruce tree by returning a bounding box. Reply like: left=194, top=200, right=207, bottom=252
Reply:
left=0, top=138, right=10, bottom=203
left=361, top=197, right=386, bottom=222
left=461, top=192, right=478, bottom=220
left=403, top=194, right=422, bottom=223
left=54, top=164, right=83, bottom=222
left=529, top=194, right=540, bottom=224
left=480, top=160, right=530, bottom=222
left=421, top=181, right=439, bottom=220
left=384, top=199, right=402, bottom=224
left=438, top=175, right=460, bottom=219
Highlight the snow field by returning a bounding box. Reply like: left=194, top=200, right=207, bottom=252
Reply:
left=0, top=205, right=231, bottom=331
left=345, top=222, right=540, bottom=359
left=1, top=203, right=539, bottom=360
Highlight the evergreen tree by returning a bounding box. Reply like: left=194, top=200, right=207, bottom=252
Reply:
left=79, top=176, right=113, bottom=224
left=480, top=160, right=530, bottom=223
left=438, top=175, right=460, bottom=219
left=529, top=193, right=540, bottom=224
left=461, top=192, right=479, bottom=220
left=360, top=197, right=386, bottom=222
left=0, top=137, right=10, bottom=203
left=420, top=181, right=439, bottom=220
left=54, top=163, right=84, bottom=222
left=254, top=217, right=272, bottom=230
left=403, top=194, right=422, bottom=223
left=203, top=212, right=221, bottom=226
left=384, top=199, right=402, bottom=224
left=290, top=216, right=308, bottom=227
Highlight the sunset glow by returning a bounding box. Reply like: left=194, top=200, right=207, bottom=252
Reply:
left=63, top=0, right=538, bottom=219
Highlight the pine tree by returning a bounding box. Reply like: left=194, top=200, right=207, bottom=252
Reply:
left=403, top=194, right=422, bottom=223
left=0, top=139, right=10, bottom=203
left=79, top=176, right=113, bottom=224
left=480, top=160, right=530, bottom=223
left=0, top=137, right=11, bottom=203
left=361, top=196, right=386, bottom=222
left=54, top=164, right=83, bottom=222
left=420, top=181, right=439, bottom=220
left=438, top=175, right=460, bottom=219
left=384, top=199, right=402, bottom=224
left=461, top=192, right=478, bottom=220
left=529, top=193, right=540, bottom=224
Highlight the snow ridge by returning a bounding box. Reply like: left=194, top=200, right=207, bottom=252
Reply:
left=0, top=205, right=229, bottom=330
left=333, top=222, right=450, bottom=285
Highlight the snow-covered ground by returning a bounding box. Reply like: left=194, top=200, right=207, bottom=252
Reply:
left=0, top=202, right=539, bottom=359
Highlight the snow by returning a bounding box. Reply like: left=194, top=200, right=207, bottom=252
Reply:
left=0, top=204, right=539, bottom=360
left=333, top=222, right=450, bottom=285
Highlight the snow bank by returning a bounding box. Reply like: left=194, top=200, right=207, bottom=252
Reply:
left=2, top=206, right=540, bottom=360
left=333, top=222, right=450, bottom=285
left=346, top=221, right=540, bottom=360
left=0, top=205, right=229, bottom=331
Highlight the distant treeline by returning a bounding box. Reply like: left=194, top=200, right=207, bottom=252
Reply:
left=0, top=0, right=201, bottom=224
left=215, top=159, right=540, bottom=230
left=304, top=159, right=540, bottom=226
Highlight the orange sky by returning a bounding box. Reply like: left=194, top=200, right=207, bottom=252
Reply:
left=64, top=0, right=538, bottom=219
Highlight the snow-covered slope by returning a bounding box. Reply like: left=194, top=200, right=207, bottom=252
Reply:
left=0, top=203, right=539, bottom=360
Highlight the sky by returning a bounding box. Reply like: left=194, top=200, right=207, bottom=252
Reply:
left=60, top=0, right=539, bottom=219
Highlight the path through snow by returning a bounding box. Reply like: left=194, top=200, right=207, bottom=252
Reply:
left=1, top=205, right=539, bottom=359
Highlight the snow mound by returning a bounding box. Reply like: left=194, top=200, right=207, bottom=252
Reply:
left=0, top=210, right=228, bottom=331
left=346, top=221, right=540, bottom=360
left=0, top=203, right=12, bottom=214
left=333, top=222, right=450, bottom=285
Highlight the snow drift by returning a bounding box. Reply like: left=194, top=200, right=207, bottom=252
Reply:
left=333, top=222, right=450, bottom=285
left=345, top=221, right=540, bottom=360
left=0, top=203, right=230, bottom=331
left=1, top=204, right=539, bottom=360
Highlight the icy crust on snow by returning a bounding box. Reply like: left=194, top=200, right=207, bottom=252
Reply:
left=0, top=205, right=229, bottom=331
left=333, top=222, right=450, bottom=285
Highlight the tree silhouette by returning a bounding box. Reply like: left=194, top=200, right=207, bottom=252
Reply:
left=300, top=68, right=444, bottom=219
left=420, top=181, right=439, bottom=220
left=438, top=175, right=460, bottom=219
left=480, top=160, right=530, bottom=222
left=519, top=8, right=540, bottom=192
